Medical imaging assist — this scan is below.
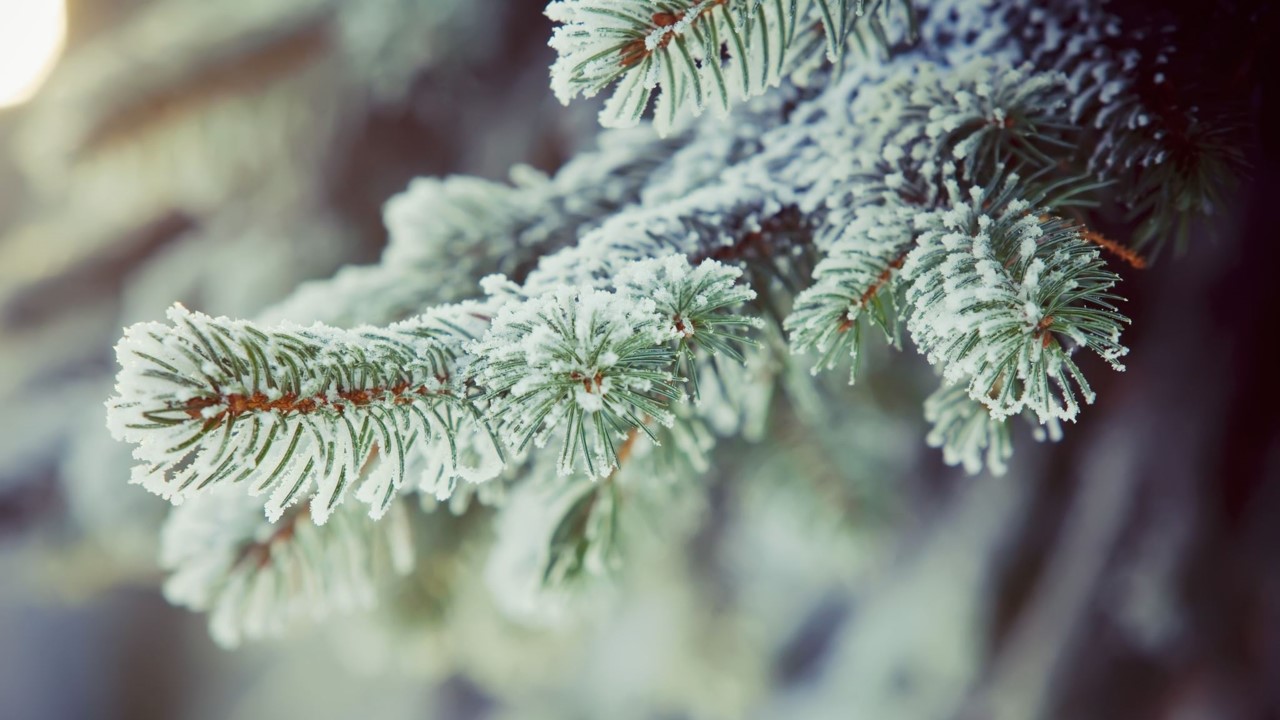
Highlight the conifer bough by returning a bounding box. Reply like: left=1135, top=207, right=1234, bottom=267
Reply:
left=105, top=0, right=1243, bottom=646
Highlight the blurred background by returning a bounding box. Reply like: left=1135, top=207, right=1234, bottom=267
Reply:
left=0, top=1, right=1277, bottom=719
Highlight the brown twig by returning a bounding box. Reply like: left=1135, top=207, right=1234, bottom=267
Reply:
left=1034, top=214, right=1148, bottom=270
left=839, top=248, right=911, bottom=332
left=182, top=378, right=451, bottom=429
left=615, top=426, right=643, bottom=468
left=235, top=504, right=307, bottom=570
left=619, top=1, right=729, bottom=68
left=1036, top=314, right=1056, bottom=348
left=1080, top=228, right=1148, bottom=269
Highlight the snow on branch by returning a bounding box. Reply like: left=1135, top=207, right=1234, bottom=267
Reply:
left=786, top=201, right=914, bottom=383
left=470, top=256, right=759, bottom=479
left=471, top=284, right=679, bottom=478
left=923, top=384, right=1012, bottom=476
left=259, top=129, right=691, bottom=328
left=615, top=255, right=763, bottom=397
left=548, top=0, right=795, bottom=133
left=547, top=0, right=910, bottom=134
left=891, top=60, right=1075, bottom=185
left=95, top=0, right=1251, bottom=649
left=107, top=303, right=501, bottom=524
left=161, top=486, right=415, bottom=648
left=902, top=177, right=1128, bottom=424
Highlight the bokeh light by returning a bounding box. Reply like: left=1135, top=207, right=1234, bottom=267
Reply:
left=0, top=0, right=67, bottom=109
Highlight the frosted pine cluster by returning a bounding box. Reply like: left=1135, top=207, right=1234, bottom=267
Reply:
left=101, top=0, right=1233, bottom=647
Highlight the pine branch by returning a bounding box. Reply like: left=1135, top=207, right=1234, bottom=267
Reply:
left=786, top=201, right=914, bottom=383
left=994, top=0, right=1248, bottom=256
left=527, top=179, right=815, bottom=327
left=470, top=285, right=679, bottom=478
left=161, top=487, right=415, bottom=648
left=893, top=61, right=1077, bottom=185
left=107, top=303, right=500, bottom=524
left=95, top=0, right=1256, bottom=651
left=1120, top=116, right=1249, bottom=254
left=810, top=0, right=916, bottom=63
left=484, top=466, right=618, bottom=623
left=541, top=426, right=643, bottom=589
left=546, top=0, right=910, bottom=134
left=487, top=421, right=696, bottom=622
left=548, top=0, right=795, bottom=133
left=1078, top=226, right=1147, bottom=270
left=614, top=255, right=762, bottom=399
left=470, top=255, right=760, bottom=478
left=923, top=384, right=1012, bottom=476
left=902, top=177, right=1129, bottom=424
left=259, top=129, right=692, bottom=330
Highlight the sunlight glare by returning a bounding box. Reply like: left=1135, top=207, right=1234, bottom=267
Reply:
left=0, top=0, right=67, bottom=109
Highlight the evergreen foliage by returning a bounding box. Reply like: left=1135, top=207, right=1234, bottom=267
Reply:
left=108, top=303, right=497, bottom=524
left=102, top=0, right=1247, bottom=645
left=161, top=487, right=415, bottom=647
left=548, top=0, right=911, bottom=133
